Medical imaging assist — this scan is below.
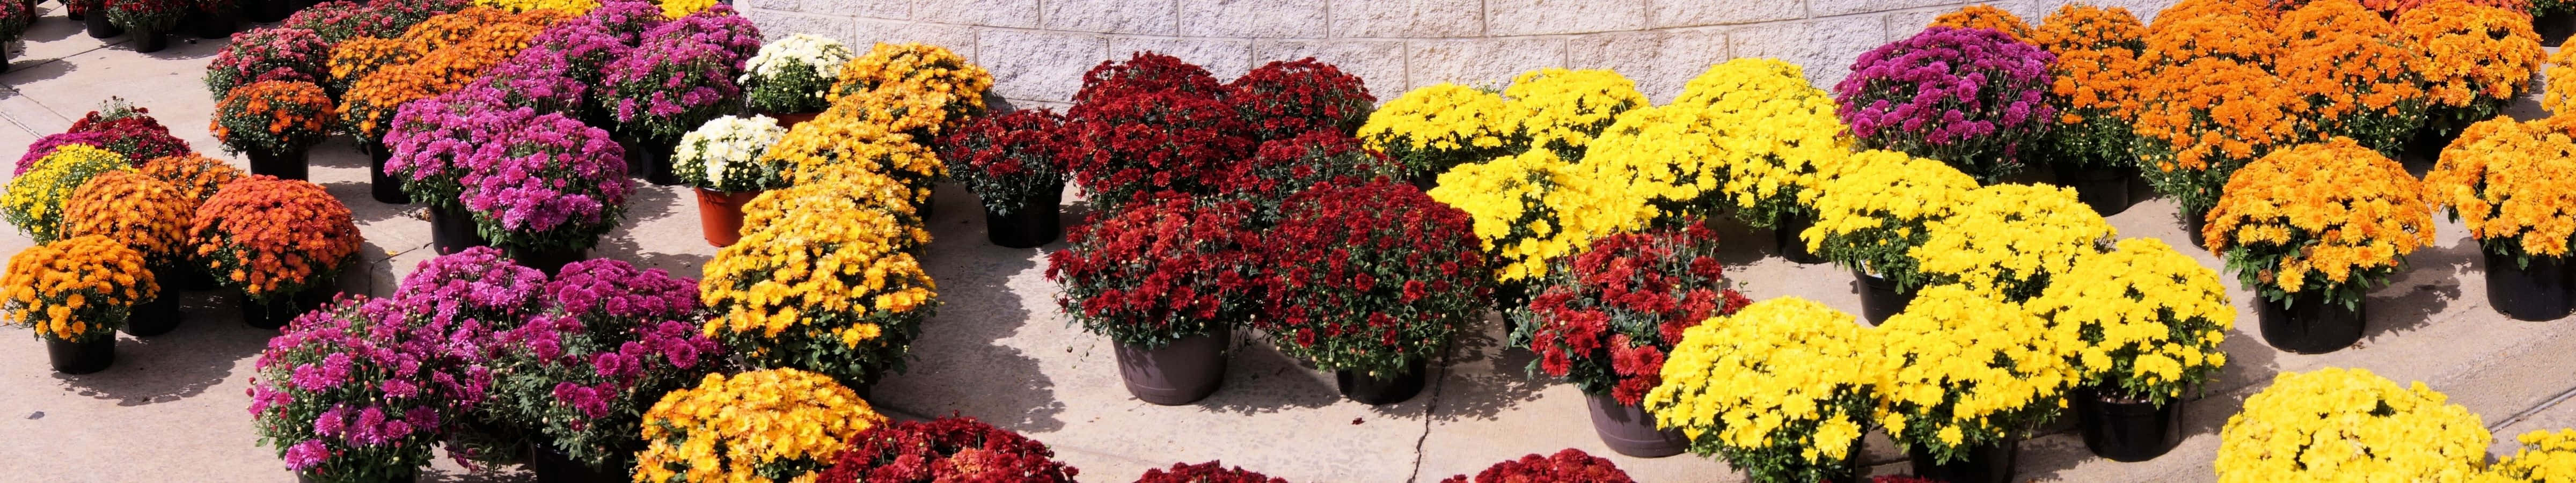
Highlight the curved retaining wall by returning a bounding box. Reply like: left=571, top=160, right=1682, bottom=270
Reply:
left=741, top=0, right=2176, bottom=107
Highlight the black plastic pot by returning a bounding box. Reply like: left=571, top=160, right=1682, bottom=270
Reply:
left=126, top=265, right=186, bottom=336
left=2058, top=166, right=2132, bottom=216
left=508, top=247, right=588, bottom=275
left=2486, top=252, right=2572, bottom=321
left=1, top=48, right=11, bottom=74
left=365, top=142, right=409, bottom=204
left=984, top=187, right=1063, bottom=248
left=2183, top=211, right=2211, bottom=250
left=82, top=10, right=120, bottom=38
left=1907, top=439, right=2018, bottom=483
left=624, top=138, right=680, bottom=186
left=248, top=148, right=310, bottom=180
left=129, top=27, right=164, bottom=53
left=2541, top=10, right=2575, bottom=48
left=1585, top=393, right=1686, bottom=458
left=429, top=207, right=488, bottom=255
left=1113, top=326, right=1230, bottom=405
left=1336, top=358, right=1428, bottom=405
left=2256, top=293, right=2366, bottom=354
left=295, top=466, right=418, bottom=483
left=172, top=260, right=219, bottom=291
left=1775, top=213, right=1825, bottom=264
left=1491, top=280, right=1529, bottom=314
left=2074, top=388, right=2184, bottom=462
left=1856, top=270, right=1915, bottom=325
left=47, top=335, right=115, bottom=374
left=241, top=286, right=334, bottom=331
left=2405, top=126, right=2465, bottom=166
left=529, top=444, right=627, bottom=483
left=189, top=9, right=234, bottom=38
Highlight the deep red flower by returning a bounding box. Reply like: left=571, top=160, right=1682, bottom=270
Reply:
left=810, top=416, right=1078, bottom=483
left=1507, top=220, right=1744, bottom=406
left=1438, top=449, right=1636, bottom=483
left=1227, top=57, right=1375, bottom=141
left=1256, top=180, right=1488, bottom=376
left=1070, top=52, right=1227, bottom=109
left=1065, top=89, right=1254, bottom=207
left=1135, top=461, right=1285, bottom=483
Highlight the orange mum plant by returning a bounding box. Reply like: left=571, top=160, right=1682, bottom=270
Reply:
left=60, top=171, right=193, bottom=262
left=137, top=153, right=245, bottom=206
left=2, top=235, right=156, bottom=341
left=336, top=8, right=558, bottom=141
left=187, top=176, right=362, bottom=303
left=2396, top=0, right=2543, bottom=135
left=2142, top=3, right=2279, bottom=65
left=2274, top=0, right=2427, bottom=155
left=2205, top=137, right=2435, bottom=308
left=2547, top=48, right=2576, bottom=115
left=325, top=36, right=415, bottom=96
left=215, top=80, right=340, bottom=157
left=2034, top=4, right=2148, bottom=170
left=1930, top=4, right=2037, bottom=41
left=828, top=43, right=993, bottom=130
left=2424, top=116, right=2576, bottom=267
left=2132, top=57, right=2313, bottom=225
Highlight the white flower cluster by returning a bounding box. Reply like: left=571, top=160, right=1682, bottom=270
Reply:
left=674, top=115, right=789, bottom=193
left=741, top=34, right=855, bottom=84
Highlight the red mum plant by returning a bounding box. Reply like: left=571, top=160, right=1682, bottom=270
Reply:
left=1216, top=130, right=1401, bottom=222
left=1045, top=194, right=1266, bottom=348
left=67, top=98, right=191, bottom=163
left=1067, top=89, right=1254, bottom=208
left=1071, top=52, right=1227, bottom=109
left=1258, top=180, right=1489, bottom=379
left=1437, top=449, right=1636, bottom=483
left=941, top=108, right=1075, bottom=218
left=810, top=416, right=1080, bottom=483
left=283, top=1, right=370, bottom=42
left=204, top=27, right=332, bottom=100
left=103, top=0, right=189, bottom=32
left=1227, top=58, right=1375, bottom=141
left=1135, top=462, right=1286, bottom=483
left=1510, top=221, right=1750, bottom=406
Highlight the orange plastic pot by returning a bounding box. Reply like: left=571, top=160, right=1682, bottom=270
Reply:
left=696, top=188, right=762, bottom=247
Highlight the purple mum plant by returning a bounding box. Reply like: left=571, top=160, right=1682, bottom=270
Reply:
left=491, top=258, right=716, bottom=469
left=385, top=90, right=517, bottom=214
left=526, top=19, right=629, bottom=85
left=458, top=111, right=631, bottom=254
left=14, top=131, right=114, bottom=175
left=580, top=0, right=665, bottom=47
left=469, top=49, right=589, bottom=118
left=249, top=295, right=495, bottom=483
left=1834, top=26, right=2057, bottom=183
left=601, top=35, right=741, bottom=143
left=648, top=4, right=761, bottom=63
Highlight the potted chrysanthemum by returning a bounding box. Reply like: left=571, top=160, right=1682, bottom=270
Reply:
left=1260, top=181, right=1489, bottom=405
left=2425, top=116, right=2576, bottom=321
left=601, top=33, right=742, bottom=186
left=1802, top=150, right=1982, bottom=323
left=1227, top=57, right=1375, bottom=142
left=1645, top=297, right=1876, bottom=482
left=739, top=33, right=852, bottom=126
left=702, top=177, right=936, bottom=390
left=1213, top=130, right=1403, bottom=226
left=2026, top=238, right=2232, bottom=461
left=1137, top=462, right=1286, bottom=483
left=104, top=0, right=187, bottom=51
left=1911, top=184, right=2117, bottom=301
left=203, top=27, right=330, bottom=101
left=214, top=80, right=337, bottom=180
left=1357, top=83, right=1524, bottom=186
left=4, top=144, right=130, bottom=244
left=1513, top=222, right=1750, bottom=457
left=60, top=171, right=193, bottom=336
left=490, top=258, right=720, bottom=481
left=1439, top=449, right=1636, bottom=483
left=1672, top=58, right=1854, bottom=262
left=672, top=114, right=787, bottom=247
left=829, top=42, right=992, bottom=130
left=810, top=416, right=1080, bottom=482
left=635, top=369, right=885, bottom=483
left=136, top=153, right=243, bottom=291
left=0, top=1, right=29, bottom=72
left=187, top=176, right=361, bottom=329
left=1048, top=194, right=1262, bottom=405
left=1835, top=26, right=2056, bottom=184
left=1428, top=148, right=1658, bottom=311
left=66, top=98, right=191, bottom=166
left=2033, top=5, right=2149, bottom=215
left=2, top=235, right=156, bottom=374
left=941, top=108, right=1075, bottom=248
left=1875, top=284, right=2081, bottom=483
left=2397, top=1, right=2542, bottom=155
left=248, top=296, right=492, bottom=483
left=2205, top=138, right=2435, bottom=353
left=2213, top=368, right=2489, bottom=481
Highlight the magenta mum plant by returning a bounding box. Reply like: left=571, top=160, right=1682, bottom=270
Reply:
left=14, top=131, right=113, bottom=175
left=601, top=35, right=741, bottom=143
left=282, top=1, right=369, bottom=42
left=1834, top=26, right=2057, bottom=183
left=206, top=27, right=332, bottom=100
left=580, top=0, right=665, bottom=46
left=460, top=112, right=631, bottom=254
left=468, top=49, right=589, bottom=118
left=248, top=296, right=495, bottom=483
left=526, top=19, right=628, bottom=85
left=491, top=258, right=716, bottom=469
left=386, top=90, right=518, bottom=214
left=355, top=0, right=466, bottom=39
left=648, top=4, right=761, bottom=62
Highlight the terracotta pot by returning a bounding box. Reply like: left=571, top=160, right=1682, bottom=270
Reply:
left=1336, top=358, right=1428, bottom=405
left=1774, top=212, right=1825, bottom=264
left=2256, top=292, right=2365, bottom=354
left=1855, top=270, right=1915, bottom=325
left=2073, top=387, right=2185, bottom=462
left=2485, top=252, right=2572, bottom=321
left=47, top=335, right=114, bottom=374
left=694, top=188, right=760, bottom=247
left=1584, top=393, right=1687, bottom=458
left=248, top=147, right=310, bottom=180
left=1113, top=326, right=1231, bottom=405
left=982, top=187, right=1063, bottom=248
left=1907, top=438, right=2017, bottom=483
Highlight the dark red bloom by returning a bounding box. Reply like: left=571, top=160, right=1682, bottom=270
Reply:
left=1255, top=180, right=1488, bottom=376
left=1226, top=58, right=1375, bottom=142
left=811, top=416, right=1078, bottom=483
left=1135, top=461, right=1286, bottom=483
left=1507, top=220, right=1744, bottom=406
left=941, top=108, right=1075, bottom=216
left=1066, top=89, right=1254, bottom=207
left=1071, top=52, right=1227, bottom=109
left=1213, top=130, right=1401, bottom=218
left=1437, top=449, right=1636, bottom=483
left=1046, top=194, right=1267, bottom=347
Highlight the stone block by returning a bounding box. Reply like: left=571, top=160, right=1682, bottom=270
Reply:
left=1649, top=0, right=1805, bottom=28
left=738, top=0, right=802, bottom=12
left=1180, top=0, right=1329, bottom=38
left=914, top=0, right=1042, bottom=28
left=1252, top=39, right=1409, bottom=99
left=1486, top=0, right=1645, bottom=35
left=1043, top=0, right=1178, bottom=35
left=1566, top=27, right=1732, bottom=103
left=1407, top=37, right=1567, bottom=91
left=782, top=0, right=908, bottom=19
left=747, top=10, right=858, bottom=45
left=1329, top=0, right=1483, bottom=38
left=978, top=28, right=1113, bottom=103
left=1730, top=15, right=1886, bottom=89
left=1811, top=0, right=1964, bottom=17
left=852, top=18, right=979, bottom=54
left=1110, top=36, right=1256, bottom=81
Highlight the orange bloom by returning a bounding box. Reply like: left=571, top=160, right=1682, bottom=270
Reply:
left=2274, top=0, right=2428, bottom=152
left=2, top=235, right=156, bottom=341
left=2036, top=4, right=2148, bottom=123
left=61, top=171, right=193, bottom=260
left=1930, top=4, right=2037, bottom=42
left=2397, top=1, right=2543, bottom=109
left=2205, top=137, right=2434, bottom=299
left=137, top=153, right=245, bottom=206
left=2424, top=116, right=2576, bottom=257
left=336, top=8, right=559, bottom=140
left=186, top=176, right=361, bottom=301
left=2143, top=7, right=2279, bottom=66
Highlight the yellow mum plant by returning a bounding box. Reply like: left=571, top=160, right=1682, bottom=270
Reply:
left=737, top=170, right=927, bottom=249
left=635, top=368, right=886, bottom=483
left=1644, top=297, right=1876, bottom=483
left=2, top=235, right=156, bottom=341
left=2425, top=116, right=2576, bottom=265
left=1912, top=184, right=2116, bottom=300
left=656, top=0, right=715, bottom=17
left=3, top=145, right=131, bottom=243
left=1671, top=58, right=1854, bottom=229
left=60, top=171, right=193, bottom=261
left=2027, top=238, right=2231, bottom=405
left=701, top=178, right=938, bottom=387
left=2205, top=137, right=2435, bottom=308
left=2491, top=429, right=2576, bottom=482
left=828, top=42, right=992, bottom=127
left=1874, top=284, right=2080, bottom=464
left=1501, top=68, right=1646, bottom=158
left=1801, top=150, right=1982, bottom=292
left=1358, top=83, right=1525, bottom=181
left=1426, top=149, right=1656, bottom=286
left=767, top=115, right=946, bottom=208
left=1578, top=105, right=1725, bottom=225
left=2550, top=48, right=2576, bottom=116
left=2213, top=367, right=2489, bottom=482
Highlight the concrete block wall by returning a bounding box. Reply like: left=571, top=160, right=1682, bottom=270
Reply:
left=741, top=0, right=2178, bottom=107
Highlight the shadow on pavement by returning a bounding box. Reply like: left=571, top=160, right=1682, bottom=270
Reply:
left=2359, top=235, right=2473, bottom=346
left=52, top=289, right=264, bottom=406
left=873, top=182, right=1068, bottom=432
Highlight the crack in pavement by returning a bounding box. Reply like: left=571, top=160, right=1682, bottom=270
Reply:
left=1403, top=341, right=1453, bottom=483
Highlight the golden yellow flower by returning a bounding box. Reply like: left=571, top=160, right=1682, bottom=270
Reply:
left=2214, top=367, right=2488, bottom=482
left=635, top=368, right=885, bottom=483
